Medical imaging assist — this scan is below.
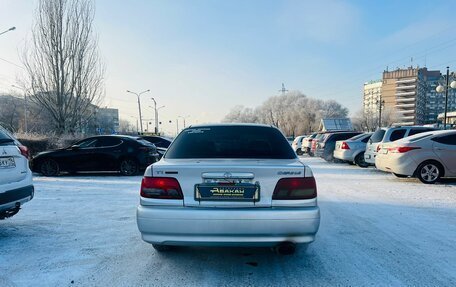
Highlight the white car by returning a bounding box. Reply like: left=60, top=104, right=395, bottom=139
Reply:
left=291, top=135, right=306, bottom=155
left=0, top=128, right=34, bottom=219
left=136, top=124, right=320, bottom=254
left=375, top=130, right=456, bottom=184
left=365, top=126, right=436, bottom=165
left=301, top=133, right=317, bottom=154
left=333, top=133, right=372, bottom=167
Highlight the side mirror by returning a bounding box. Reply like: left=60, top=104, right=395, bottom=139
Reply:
left=70, top=145, right=80, bottom=150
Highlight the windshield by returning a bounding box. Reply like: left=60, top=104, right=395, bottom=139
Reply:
left=165, top=126, right=296, bottom=159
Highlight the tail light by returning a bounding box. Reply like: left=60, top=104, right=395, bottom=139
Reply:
left=387, top=146, right=421, bottom=153
left=272, top=177, right=317, bottom=200
left=341, top=142, right=350, bottom=150
left=19, top=145, right=30, bottom=159
left=376, top=145, right=382, bottom=152
left=140, top=177, right=183, bottom=199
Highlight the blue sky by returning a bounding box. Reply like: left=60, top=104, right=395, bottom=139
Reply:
left=1, top=0, right=456, bottom=135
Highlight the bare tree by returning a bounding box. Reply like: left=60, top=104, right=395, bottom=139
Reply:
left=21, top=0, right=104, bottom=135
left=222, top=91, right=350, bottom=136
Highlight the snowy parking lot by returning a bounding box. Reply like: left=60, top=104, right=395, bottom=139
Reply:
left=1, top=157, right=455, bottom=286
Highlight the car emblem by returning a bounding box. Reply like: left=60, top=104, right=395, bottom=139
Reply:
left=223, top=172, right=232, bottom=179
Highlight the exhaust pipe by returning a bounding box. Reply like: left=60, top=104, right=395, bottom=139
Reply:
left=275, top=241, right=296, bottom=255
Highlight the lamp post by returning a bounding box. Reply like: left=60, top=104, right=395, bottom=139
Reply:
left=179, top=115, right=190, bottom=128
left=0, top=26, right=15, bottom=36
left=127, top=89, right=150, bottom=134
left=11, top=85, right=29, bottom=133
left=150, top=98, right=164, bottom=134
left=376, top=95, right=385, bottom=128
left=435, top=66, right=456, bottom=129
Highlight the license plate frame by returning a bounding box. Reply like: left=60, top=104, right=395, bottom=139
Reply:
left=0, top=157, right=16, bottom=169
left=195, top=183, right=260, bottom=202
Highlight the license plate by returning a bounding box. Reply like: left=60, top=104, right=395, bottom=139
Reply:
left=195, top=183, right=260, bottom=202
left=0, top=157, right=15, bottom=168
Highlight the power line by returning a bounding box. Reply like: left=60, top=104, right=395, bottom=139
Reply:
left=0, top=57, right=24, bottom=69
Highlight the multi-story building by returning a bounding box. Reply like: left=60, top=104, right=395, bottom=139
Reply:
left=425, top=72, right=456, bottom=124
left=363, top=80, right=382, bottom=115
left=374, top=67, right=455, bottom=126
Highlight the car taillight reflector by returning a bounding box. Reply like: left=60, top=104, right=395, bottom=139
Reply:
left=19, top=145, right=29, bottom=159
left=341, top=142, right=350, bottom=150
left=387, top=146, right=421, bottom=153
left=272, top=177, right=317, bottom=200
left=140, top=177, right=183, bottom=199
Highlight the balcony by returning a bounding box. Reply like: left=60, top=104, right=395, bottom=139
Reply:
left=396, top=78, right=416, bottom=84
left=395, top=91, right=416, bottom=96
left=393, top=121, right=415, bottom=126
left=396, top=103, right=415, bottom=109
left=396, top=97, right=416, bottom=103
left=396, top=85, right=416, bottom=90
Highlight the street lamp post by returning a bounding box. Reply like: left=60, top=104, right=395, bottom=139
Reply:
left=435, top=66, right=456, bottom=129
left=150, top=98, right=164, bottom=134
left=376, top=95, right=385, bottom=128
left=179, top=115, right=190, bottom=128
left=0, top=26, right=15, bottom=36
left=127, top=89, right=150, bottom=134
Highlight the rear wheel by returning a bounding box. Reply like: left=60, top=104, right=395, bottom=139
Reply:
left=119, top=158, right=139, bottom=176
left=296, top=148, right=303, bottom=155
left=416, top=161, right=442, bottom=184
left=355, top=152, right=368, bottom=168
left=40, top=159, right=60, bottom=176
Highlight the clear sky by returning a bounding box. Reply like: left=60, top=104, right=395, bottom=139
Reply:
left=1, top=0, right=456, bottom=135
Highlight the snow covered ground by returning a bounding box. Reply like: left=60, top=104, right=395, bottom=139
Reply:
left=1, top=157, right=455, bottom=286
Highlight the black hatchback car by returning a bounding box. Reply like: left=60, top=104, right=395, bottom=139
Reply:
left=31, top=135, right=159, bottom=176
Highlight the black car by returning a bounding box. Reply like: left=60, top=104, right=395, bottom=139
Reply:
left=315, top=131, right=362, bottom=162
left=31, top=135, right=159, bottom=176
left=141, top=136, right=172, bottom=149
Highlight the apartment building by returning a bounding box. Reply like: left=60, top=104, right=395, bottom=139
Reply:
left=363, top=67, right=455, bottom=126
left=363, top=80, right=382, bottom=115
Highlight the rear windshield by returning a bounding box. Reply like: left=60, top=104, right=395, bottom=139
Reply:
left=165, top=126, right=297, bottom=159
left=370, top=129, right=385, bottom=143
left=0, top=129, right=14, bottom=144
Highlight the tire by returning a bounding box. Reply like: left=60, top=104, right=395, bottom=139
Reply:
left=152, top=244, right=172, bottom=252
left=119, top=158, right=139, bottom=176
left=40, top=159, right=60, bottom=176
left=296, top=148, right=303, bottom=156
left=308, top=151, right=314, bottom=157
left=355, top=152, right=368, bottom=168
left=324, top=153, right=334, bottom=162
left=393, top=173, right=408, bottom=178
left=416, top=161, right=443, bottom=184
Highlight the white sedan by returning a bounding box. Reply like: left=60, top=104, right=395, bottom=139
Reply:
left=136, top=124, right=320, bottom=254
left=375, top=130, right=456, bottom=184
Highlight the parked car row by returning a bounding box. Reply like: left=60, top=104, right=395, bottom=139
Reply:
left=293, top=126, right=456, bottom=184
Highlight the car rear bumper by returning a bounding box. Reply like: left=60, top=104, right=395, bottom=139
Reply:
left=137, top=205, right=320, bottom=247
left=333, top=149, right=354, bottom=161
left=0, top=185, right=34, bottom=212
left=375, top=154, right=417, bottom=175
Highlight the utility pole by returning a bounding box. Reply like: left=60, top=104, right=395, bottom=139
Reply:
left=151, top=98, right=158, bottom=134
left=179, top=115, right=190, bottom=128
left=377, top=95, right=385, bottom=128
left=444, top=67, right=450, bottom=130
left=176, top=118, right=179, bottom=135
left=127, top=89, right=150, bottom=134
left=278, top=83, right=288, bottom=94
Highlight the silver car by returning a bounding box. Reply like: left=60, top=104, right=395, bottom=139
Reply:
left=375, top=130, right=456, bottom=184
left=333, top=133, right=372, bottom=167
left=136, top=124, right=320, bottom=254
